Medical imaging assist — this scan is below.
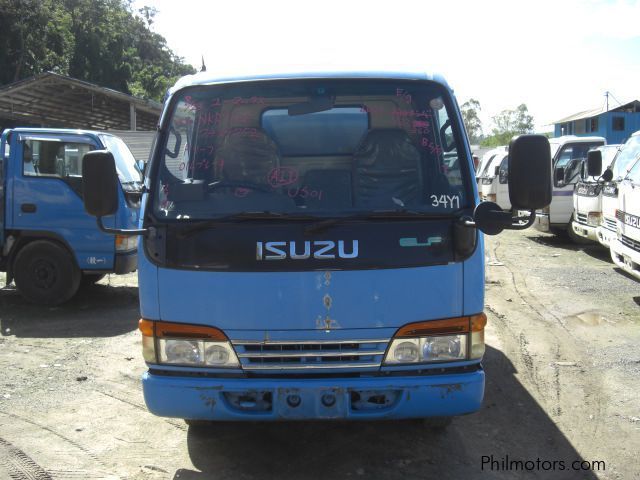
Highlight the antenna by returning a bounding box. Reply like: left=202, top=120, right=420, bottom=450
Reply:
left=605, top=91, right=609, bottom=112
left=200, top=56, right=207, bottom=72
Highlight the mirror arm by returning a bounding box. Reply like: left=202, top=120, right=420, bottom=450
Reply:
left=508, top=210, right=536, bottom=230
left=459, top=215, right=476, bottom=227
left=96, top=217, right=148, bottom=236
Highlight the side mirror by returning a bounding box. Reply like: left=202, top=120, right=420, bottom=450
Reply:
left=554, top=167, right=565, bottom=187
left=494, top=165, right=500, bottom=176
left=601, top=168, right=613, bottom=182
left=586, top=150, right=602, bottom=177
left=508, top=135, right=552, bottom=209
left=82, top=150, right=118, bottom=217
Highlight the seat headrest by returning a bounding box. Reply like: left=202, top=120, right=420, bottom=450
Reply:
left=353, top=129, right=421, bottom=168
left=215, top=128, right=280, bottom=183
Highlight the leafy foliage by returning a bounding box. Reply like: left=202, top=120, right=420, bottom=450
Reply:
left=0, top=0, right=195, bottom=101
left=460, top=98, right=483, bottom=144
left=481, top=104, right=535, bottom=147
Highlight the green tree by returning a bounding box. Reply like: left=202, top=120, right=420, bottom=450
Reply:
left=0, top=0, right=73, bottom=83
left=461, top=98, right=483, bottom=144
left=0, top=0, right=195, bottom=102
left=482, top=104, right=535, bottom=147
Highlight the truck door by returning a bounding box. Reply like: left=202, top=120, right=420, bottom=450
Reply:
left=10, top=134, right=115, bottom=270
left=552, top=142, right=602, bottom=226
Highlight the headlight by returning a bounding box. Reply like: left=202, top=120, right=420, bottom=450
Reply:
left=139, top=319, right=240, bottom=368
left=481, top=177, right=494, bottom=185
left=383, top=314, right=486, bottom=365
left=385, top=335, right=466, bottom=365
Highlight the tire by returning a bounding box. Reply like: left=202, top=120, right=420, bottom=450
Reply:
left=80, top=273, right=107, bottom=287
left=13, top=240, right=81, bottom=305
left=567, top=216, right=592, bottom=245
left=420, top=416, right=453, bottom=430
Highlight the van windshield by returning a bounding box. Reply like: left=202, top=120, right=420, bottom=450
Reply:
left=154, top=79, right=470, bottom=220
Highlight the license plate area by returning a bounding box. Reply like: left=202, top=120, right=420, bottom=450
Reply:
left=275, top=387, right=346, bottom=419
left=623, top=255, right=634, bottom=271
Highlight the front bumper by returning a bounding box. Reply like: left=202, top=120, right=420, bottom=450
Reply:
left=142, top=369, right=485, bottom=421
left=611, top=239, right=640, bottom=280
left=114, top=250, right=137, bottom=274
left=534, top=213, right=550, bottom=232
left=596, top=226, right=616, bottom=248
left=571, top=221, right=598, bottom=242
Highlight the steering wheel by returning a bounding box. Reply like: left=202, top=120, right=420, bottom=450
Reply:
left=207, top=180, right=271, bottom=193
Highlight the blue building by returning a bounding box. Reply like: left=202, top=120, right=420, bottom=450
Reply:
left=553, top=100, right=640, bottom=144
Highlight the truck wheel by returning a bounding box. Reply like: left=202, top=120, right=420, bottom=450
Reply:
left=567, top=216, right=592, bottom=245
left=13, top=240, right=81, bottom=305
left=80, top=273, right=107, bottom=287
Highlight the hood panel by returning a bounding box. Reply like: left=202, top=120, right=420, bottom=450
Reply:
left=157, top=264, right=463, bottom=330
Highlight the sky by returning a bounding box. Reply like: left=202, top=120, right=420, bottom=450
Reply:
left=134, top=0, right=640, bottom=134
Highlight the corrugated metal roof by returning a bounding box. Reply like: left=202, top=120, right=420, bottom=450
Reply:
left=0, top=72, right=161, bottom=130
left=553, top=100, right=640, bottom=124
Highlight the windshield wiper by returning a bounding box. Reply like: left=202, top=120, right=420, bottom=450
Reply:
left=303, top=209, right=449, bottom=235
left=175, top=211, right=315, bottom=239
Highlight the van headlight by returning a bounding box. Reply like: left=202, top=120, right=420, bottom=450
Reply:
left=383, top=314, right=486, bottom=365
left=139, top=319, right=240, bottom=368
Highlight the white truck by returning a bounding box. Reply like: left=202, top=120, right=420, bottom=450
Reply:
left=611, top=147, right=640, bottom=279
left=534, top=135, right=605, bottom=241
left=570, top=144, right=620, bottom=242
left=597, top=132, right=640, bottom=248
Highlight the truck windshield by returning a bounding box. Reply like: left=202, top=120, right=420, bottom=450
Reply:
left=612, top=135, right=640, bottom=180
left=99, top=134, right=143, bottom=186
left=154, top=79, right=470, bottom=220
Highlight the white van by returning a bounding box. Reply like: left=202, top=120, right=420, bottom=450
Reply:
left=495, top=153, right=511, bottom=211
left=571, top=144, right=621, bottom=242
left=597, top=132, right=640, bottom=248
left=476, top=146, right=507, bottom=188
left=480, top=151, right=511, bottom=210
left=534, top=135, right=605, bottom=240
left=611, top=151, right=640, bottom=279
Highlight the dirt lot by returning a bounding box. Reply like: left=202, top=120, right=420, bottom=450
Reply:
left=0, top=229, right=638, bottom=480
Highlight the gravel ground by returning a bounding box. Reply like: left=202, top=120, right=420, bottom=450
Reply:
left=0, top=229, right=638, bottom=479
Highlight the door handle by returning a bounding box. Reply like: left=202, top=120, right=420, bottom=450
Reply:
left=21, top=203, right=36, bottom=213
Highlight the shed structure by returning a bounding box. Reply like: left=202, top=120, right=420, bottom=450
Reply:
left=0, top=72, right=162, bottom=131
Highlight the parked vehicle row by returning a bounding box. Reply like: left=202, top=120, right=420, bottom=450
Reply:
left=534, top=135, right=606, bottom=240
left=531, top=132, right=640, bottom=281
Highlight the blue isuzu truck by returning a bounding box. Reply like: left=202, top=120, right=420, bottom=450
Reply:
left=0, top=128, right=141, bottom=305
left=81, top=71, right=551, bottom=425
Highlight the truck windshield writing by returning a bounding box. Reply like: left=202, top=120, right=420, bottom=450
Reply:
left=155, top=80, right=469, bottom=220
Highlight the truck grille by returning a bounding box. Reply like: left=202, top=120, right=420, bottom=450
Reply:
left=576, top=213, right=588, bottom=225
left=603, top=217, right=616, bottom=231
left=232, top=339, right=389, bottom=371
left=621, top=234, right=640, bottom=253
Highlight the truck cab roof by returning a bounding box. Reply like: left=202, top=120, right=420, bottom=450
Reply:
left=168, top=69, right=451, bottom=95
